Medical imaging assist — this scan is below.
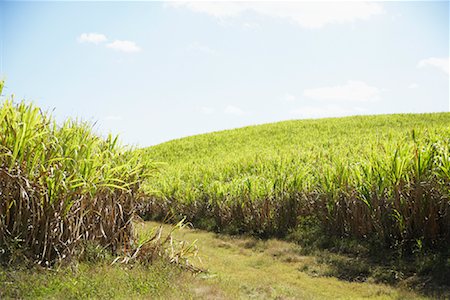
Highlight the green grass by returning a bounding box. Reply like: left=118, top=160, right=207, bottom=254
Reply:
left=141, top=113, right=450, bottom=250
left=0, top=261, right=194, bottom=299
left=138, top=221, right=429, bottom=299
left=1, top=221, right=431, bottom=300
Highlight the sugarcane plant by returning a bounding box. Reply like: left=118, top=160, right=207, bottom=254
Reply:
left=0, top=81, right=152, bottom=265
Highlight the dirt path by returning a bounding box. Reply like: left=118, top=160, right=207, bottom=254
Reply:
left=140, top=222, right=425, bottom=300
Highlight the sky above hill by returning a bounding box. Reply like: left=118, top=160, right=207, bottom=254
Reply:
left=1, top=1, right=449, bottom=146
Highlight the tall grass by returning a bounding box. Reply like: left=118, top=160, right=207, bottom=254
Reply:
left=0, top=81, right=152, bottom=265
left=141, top=113, right=450, bottom=250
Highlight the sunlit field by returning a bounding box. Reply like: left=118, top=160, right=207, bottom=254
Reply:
left=142, top=113, right=450, bottom=252
left=1, top=82, right=449, bottom=298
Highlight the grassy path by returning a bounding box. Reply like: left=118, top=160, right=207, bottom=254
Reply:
left=140, top=222, right=425, bottom=300
left=0, top=221, right=429, bottom=299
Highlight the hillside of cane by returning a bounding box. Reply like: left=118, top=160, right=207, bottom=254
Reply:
left=142, top=113, right=450, bottom=252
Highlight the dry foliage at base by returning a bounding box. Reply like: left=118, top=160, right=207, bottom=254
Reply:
left=116, top=219, right=202, bottom=273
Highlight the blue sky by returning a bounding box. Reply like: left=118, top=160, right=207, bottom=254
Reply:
left=1, top=1, right=449, bottom=146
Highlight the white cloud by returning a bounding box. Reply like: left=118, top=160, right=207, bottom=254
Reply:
left=224, top=105, right=244, bottom=116
left=78, top=33, right=142, bottom=53
left=187, top=42, right=217, bottom=55
left=408, top=83, right=419, bottom=89
left=417, top=57, right=449, bottom=75
left=167, top=2, right=384, bottom=29
left=199, top=106, right=215, bottom=114
left=77, top=33, right=108, bottom=44
left=290, top=105, right=367, bottom=119
left=303, top=80, right=381, bottom=102
left=106, top=40, right=142, bottom=53
left=285, top=93, right=296, bottom=102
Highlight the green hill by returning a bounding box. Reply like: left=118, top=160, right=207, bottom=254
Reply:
left=142, top=113, right=450, bottom=250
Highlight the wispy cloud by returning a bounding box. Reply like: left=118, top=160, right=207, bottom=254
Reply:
left=290, top=105, right=367, bottom=119
left=167, top=2, right=384, bottom=29
left=303, top=80, right=381, bottom=102
left=77, top=33, right=108, bottom=44
left=417, top=57, right=449, bottom=75
left=408, top=83, right=419, bottom=89
left=78, top=33, right=141, bottom=54
left=224, top=105, right=244, bottom=116
left=106, top=40, right=142, bottom=53
left=187, top=42, right=217, bottom=55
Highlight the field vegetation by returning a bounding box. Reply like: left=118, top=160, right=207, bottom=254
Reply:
left=141, top=113, right=450, bottom=255
left=1, top=78, right=449, bottom=298
left=0, top=80, right=154, bottom=265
